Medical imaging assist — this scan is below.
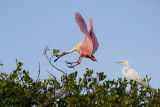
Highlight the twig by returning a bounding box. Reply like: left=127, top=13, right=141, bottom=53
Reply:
left=36, top=63, right=41, bottom=82
left=47, top=71, right=56, bottom=80
left=44, top=47, right=66, bottom=75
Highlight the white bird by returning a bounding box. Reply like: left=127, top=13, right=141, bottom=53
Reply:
left=116, top=61, right=152, bottom=89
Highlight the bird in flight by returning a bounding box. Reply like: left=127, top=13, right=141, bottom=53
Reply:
left=116, top=61, right=152, bottom=89
left=54, top=12, right=99, bottom=68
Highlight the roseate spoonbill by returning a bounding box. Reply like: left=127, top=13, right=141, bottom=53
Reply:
left=54, top=12, right=99, bottom=68
left=116, top=61, right=152, bottom=89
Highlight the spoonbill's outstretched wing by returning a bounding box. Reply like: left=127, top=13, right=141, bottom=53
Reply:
left=75, top=12, right=91, bottom=40
left=89, top=18, right=99, bottom=55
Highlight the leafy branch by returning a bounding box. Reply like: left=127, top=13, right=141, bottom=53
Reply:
left=0, top=48, right=159, bottom=106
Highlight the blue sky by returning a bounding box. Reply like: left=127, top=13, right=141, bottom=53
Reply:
left=0, top=1, right=160, bottom=89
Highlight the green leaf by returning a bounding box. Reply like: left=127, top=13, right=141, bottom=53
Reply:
left=46, top=93, right=51, bottom=99
left=79, top=78, right=82, bottom=83
left=47, top=78, right=53, bottom=81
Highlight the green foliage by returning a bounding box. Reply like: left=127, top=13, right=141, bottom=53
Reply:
left=0, top=61, right=160, bottom=106
left=52, top=49, right=60, bottom=57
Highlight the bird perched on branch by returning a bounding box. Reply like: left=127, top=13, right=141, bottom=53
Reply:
left=116, top=61, right=152, bottom=89
left=54, top=12, right=99, bottom=68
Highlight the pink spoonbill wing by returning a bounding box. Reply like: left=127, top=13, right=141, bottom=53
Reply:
left=75, top=12, right=93, bottom=56
left=89, top=18, right=99, bottom=55
left=75, top=12, right=92, bottom=40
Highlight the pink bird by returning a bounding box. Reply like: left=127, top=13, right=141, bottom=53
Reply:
left=55, top=12, right=99, bottom=68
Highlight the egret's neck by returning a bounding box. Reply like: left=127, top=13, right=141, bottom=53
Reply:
left=122, top=64, right=130, bottom=78
left=122, top=67, right=128, bottom=77
left=125, top=63, right=130, bottom=69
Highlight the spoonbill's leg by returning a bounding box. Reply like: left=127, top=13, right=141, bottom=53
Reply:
left=65, top=56, right=82, bottom=64
left=66, top=56, right=83, bottom=68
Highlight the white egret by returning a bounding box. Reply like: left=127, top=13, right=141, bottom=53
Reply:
left=116, top=61, right=152, bottom=89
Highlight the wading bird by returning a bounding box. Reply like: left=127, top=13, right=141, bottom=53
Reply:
left=116, top=61, right=152, bottom=89
left=54, top=12, right=99, bottom=68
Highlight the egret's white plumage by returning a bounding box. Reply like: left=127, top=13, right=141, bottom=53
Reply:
left=117, top=61, right=151, bottom=89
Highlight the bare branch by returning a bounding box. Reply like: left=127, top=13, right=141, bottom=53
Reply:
left=44, top=46, right=66, bottom=75
left=47, top=71, right=56, bottom=80
left=36, top=63, right=41, bottom=82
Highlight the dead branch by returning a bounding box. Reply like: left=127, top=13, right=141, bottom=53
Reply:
left=47, top=71, right=56, bottom=80
left=44, top=46, right=66, bottom=75
left=36, top=63, right=41, bottom=82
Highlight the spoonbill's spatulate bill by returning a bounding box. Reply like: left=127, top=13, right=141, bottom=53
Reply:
left=54, top=12, right=99, bottom=68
